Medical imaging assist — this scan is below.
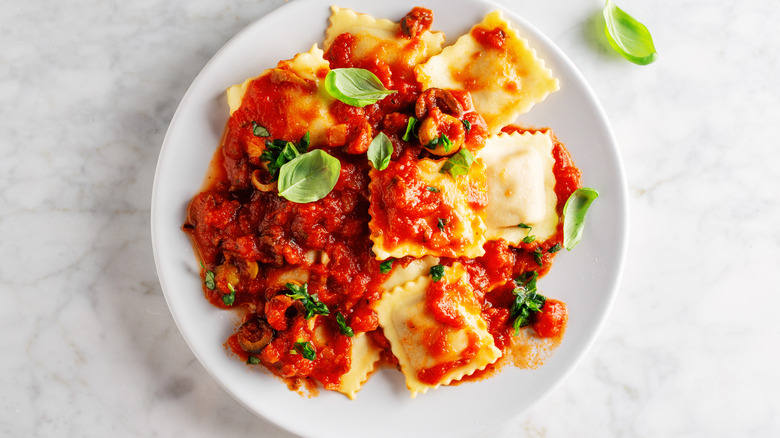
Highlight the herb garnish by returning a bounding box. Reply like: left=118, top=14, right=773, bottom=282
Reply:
left=246, top=355, right=261, bottom=365
left=367, top=132, right=393, bottom=171
left=510, top=271, right=546, bottom=334
left=199, top=262, right=216, bottom=290
left=277, top=149, right=341, bottom=204
left=379, top=259, right=394, bottom=274
left=335, top=312, right=355, bottom=337
left=440, top=149, right=475, bottom=177
left=292, top=339, right=316, bottom=361
left=429, top=264, right=445, bottom=282
left=548, top=243, right=562, bottom=253
left=533, top=249, right=544, bottom=267
left=223, top=283, right=236, bottom=306
left=461, top=119, right=471, bottom=132
left=260, top=133, right=310, bottom=180
left=522, top=235, right=536, bottom=244
left=562, top=187, right=599, bottom=250
left=603, top=0, right=658, bottom=65
left=285, top=282, right=329, bottom=319
left=425, top=134, right=453, bottom=153
left=251, top=121, right=270, bottom=137
left=324, top=68, right=396, bottom=107
left=403, top=117, right=418, bottom=141
left=437, top=218, right=446, bottom=232
left=426, top=186, right=440, bottom=193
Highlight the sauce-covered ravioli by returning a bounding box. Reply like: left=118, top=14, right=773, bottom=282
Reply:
left=368, top=154, right=488, bottom=260
left=414, top=10, right=558, bottom=133
left=479, top=131, right=559, bottom=244
left=324, top=6, right=445, bottom=78
left=337, top=334, right=382, bottom=399
left=374, top=263, right=501, bottom=397
left=225, top=44, right=335, bottom=145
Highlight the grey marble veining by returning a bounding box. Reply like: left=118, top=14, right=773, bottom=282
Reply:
left=2, top=0, right=779, bottom=436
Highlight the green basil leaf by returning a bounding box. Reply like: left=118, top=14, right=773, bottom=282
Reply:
left=277, top=149, right=341, bottom=203
left=548, top=243, right=562, bottom=253
left=368, top=132, right=393, bottom=170
left=335, top=312, right=355, bottom=337
left=603, top=0, right=658, bottom=65
left=461, top=119, right=471, bottom=132
left=402, top=117, right=418, bottom=142
left=440, top=149, right=475, bottom=177
left=437, top=218, right=446, bottom=232
left=223, top=283, right=236, bottom=306
left=563, top=187, right=599, bottom=250
left=200, top=262, right=216, bottom=290
left=517, top=223, right=532, bottom=230
left=285, top=282, right=329, bottom=319
left=324, top=68, right=396, bottom=107
left=426, top=186, right=440, bottom=193
left=510, top=274, right=546, bottom=335
left=246, top=355, right=260, bottom=365
left=522, top=235, right=536, bottom=244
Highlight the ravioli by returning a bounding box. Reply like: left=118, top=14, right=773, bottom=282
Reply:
left=374, top=263, right=501, bottom=397
left=415, top=10, right=558, bottom=133
left=367, top=155, right=488, bottom=260
left=479, top=131, right=558, bottom=244
left=337, top=333, right=382, bottom=399
left=225, top=44, right=335, bottom=145
left=324, top=6, right=445, bottom=81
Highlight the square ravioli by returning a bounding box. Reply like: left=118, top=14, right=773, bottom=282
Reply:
left=368, top=152, right=488, bottom=260
left=479, top=131, right=559, bottom=244
left=374, top=263, right=501, bottom=397
left=324, top=6, right=445, bottom=83
left=414, top=10, right=558, bottom=133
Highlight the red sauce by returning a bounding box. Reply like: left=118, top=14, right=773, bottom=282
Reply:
left=471, top=26, right=507, bottom=50
left=184, top=9, right=582, bottom=395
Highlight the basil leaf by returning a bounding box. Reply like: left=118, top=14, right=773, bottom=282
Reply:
left=335, top=312, right=354, bottom=337
left=277, top=149, right=341, bottom=203
left=548, top=243, right=562, bottom=253
left=563, top=187, right=599, bottom=250
left=292, top=340, right=316, bottom=361
left=402, top=117, right=418, bottom=141
left=425, top=134, right=452, bottom=153
left=533, top=249, right=544, bottom=267
left=251, top=121, right=270, bottom=137
left=324, top=68, right=396, bottom=107
left=510, top=272, right=546, bottom=335
left=261, top=133, right=309, bottom=180
left=603, top=0, right=658, bottom=65
left=368, top=132, right=393, bottom=170
left=429, top=264, right=445, bottom=282
left=522, top=235, right=536, bottom=244
left=437, top=218, right=446, bottom=232
left=426, top=186, right=440, bottom=193
left=517, top=223, right=532, bottom=230
left=379, top=259, right=394, bottom=274
left=461, top=119, right=471, bottom=132
left=440, top=149, right=475, bottom=177
left=246, top=355, right=260, bottom=365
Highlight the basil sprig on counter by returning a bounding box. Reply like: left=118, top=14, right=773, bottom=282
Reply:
left=325, top=68, right=396, bottom=107
left=603, top=0, right=657, bottom=65
left=277, top=149, right=341, bottom=204
left=368, top=132, right=393, bottom=170
left=562, top=187, right=599, bottom=250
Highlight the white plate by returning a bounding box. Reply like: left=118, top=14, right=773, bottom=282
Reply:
left=151, top=0, right=628, bottom=437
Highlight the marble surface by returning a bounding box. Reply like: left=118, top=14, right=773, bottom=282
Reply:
left=2, top=0, right=778, bottom=436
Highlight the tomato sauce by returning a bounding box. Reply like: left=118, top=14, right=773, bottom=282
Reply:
left=184, top=7, right=581, bottom=395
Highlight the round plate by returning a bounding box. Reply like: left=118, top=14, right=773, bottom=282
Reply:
left=151, top=0, right=628, bottom=437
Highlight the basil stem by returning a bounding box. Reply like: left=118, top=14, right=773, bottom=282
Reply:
left=562, top=187, right=599, bottom=250
left=324, top=68, right=396, bottom=107
left=603, top=0, right=658, bottom=65
left=277, top=149, right=341, bottom=203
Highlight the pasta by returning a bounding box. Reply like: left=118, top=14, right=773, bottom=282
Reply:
left=184, top=6, right=581, bottom=399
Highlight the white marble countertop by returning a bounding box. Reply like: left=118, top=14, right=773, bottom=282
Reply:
left=2, top=0, right=778, bottom=436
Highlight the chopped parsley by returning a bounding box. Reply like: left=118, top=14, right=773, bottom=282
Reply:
left=285, top=282, right=329, bottom=319
left=291, top=339, right=316, bottom=361
left=429, top=264, right=445, bottom=282
left=222, top=283, right=236, bottom=306
left=510, top=271, right=546, bottom=334
left=199, top=262, right=216, bottom=290
left=336, top=312, right=355, bottom=337
left=260, top=132, right=310, bottom=180
left=251, top=121, right=270, bottom=137
left=380, top=259, right=394, bottom=274
left=424, top=133, right=453, bottom=153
